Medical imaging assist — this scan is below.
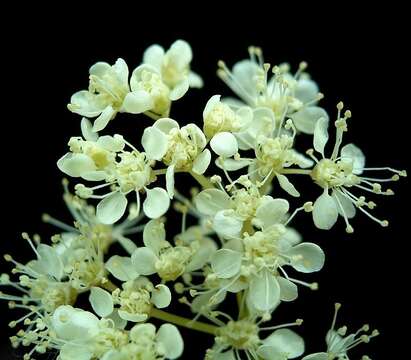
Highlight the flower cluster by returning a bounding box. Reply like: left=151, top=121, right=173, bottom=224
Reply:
left=1, top=40, right=405, bottom=359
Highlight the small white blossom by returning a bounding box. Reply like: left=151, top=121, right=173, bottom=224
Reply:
left=205, top=315, right=304, bottom=360
left=217, top=47, right=328, bottom=134
left=131, top=219, right=207, bottom=282
left=67, top=58, right=139, bottom=132
left=302, top=303, right=379, bottom=360
left=142, top=117, right=211, bottom=198
left=309, top=103, right=407, bottom=232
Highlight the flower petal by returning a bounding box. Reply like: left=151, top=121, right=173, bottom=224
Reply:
left=81, top=117, right=98, bottom=141
left=210, top=132, right=238, bottom=157
left=96, top=192, right=128, bottom=225
left=105, top=255, right=139, bottom=281
left=194, top=189, right=231, bottom=216
left=123, top=90, right=153, bottom=114
left=277, top=277, right=298, bottom=302
left=89, top=287, right=114, bottom=318
left=131, top=247, right=157, bottom=275
left=57, top=153, right=97, bottom=178
left=286, top=243, right=325, bottom=273
left=332, top=190, right=356, bottom=219
left=143, top=219, right=166, bottom=254
left=213, top=210, right=243, bottom=238
left=211, top=249, right=242, bottom=279
left=93, top=105, right=116, bottom=132
left=277, top=174, right=300, bottom=197
left=312, top=190, right=338, bottom=230
left=143, top=187, right=170, bottom=219
left=170, top=79, right=189, bottom=101
left=290, top=106, right=329, bottom=135
left=143, top=44, right=165, bottom=71
left=295, top=78, right=319, bottom=103
left=166, top=164, right=175, bottom=198
left=255, top=197, right=289, bottom=228
left=36, top=244, right=64, bottom=280
left=249, top=271, right=280, bottom=311
left=313, top=116, right=329, bottom=156
left=341, top=143, right=365, bottom=174
left=151, top=284, right=172, bottom=308
left=141, top=126, right=169, bottom=160
left=192, top=149, right=211, bottom=175
left=157, top=323, right=184, bottom=359
left=262, top=329, right=305, bottom=358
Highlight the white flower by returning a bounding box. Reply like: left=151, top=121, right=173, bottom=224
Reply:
left=68, top=58, right=131, bottom=132
left=57, top=118, right=124, bottom=181
left=124, top=40, right=202, bottom=119
left=194, top=178, right=291, bottom=238
left=143, top=39, right=203, bottom=97
left=209, top=223, right=324, bottom=312
left=109, top=277, right=171, bottom=322
left=202, top=94, right=255, bottom=141
left=58, top=120, right=170, bottom=224
left=131, top=219, right=202, bottom=281
left=302, top=303, right=379, bottom=360
left=142, top=117, right=211, bottom=198
left=214, top=118, right=313, bottom=197
left=43, top=180, right=144, bottom=256
left=206, top=317, right=304, bottom=360
left=0, top=233, right=76, bottom=356
left=100, top=323, right=184, bottom=360
left=309, top=103, right=407, bottom=232
left=217, top=47, right=328, bottom=134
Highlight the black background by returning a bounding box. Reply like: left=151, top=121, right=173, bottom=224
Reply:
left=1, top=5, right=409, bottom=359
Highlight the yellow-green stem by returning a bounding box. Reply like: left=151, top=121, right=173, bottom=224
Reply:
left=281, top=169, right=312, bottom=175
left=101, top=279, right=118, bottom=292
left=190, top=171, right=214, bottom=189
left=151, top=308, right=218, bottom=335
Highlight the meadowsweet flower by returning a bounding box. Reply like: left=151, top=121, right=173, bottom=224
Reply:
left=143, top=39, right=203, bottom=96
left=194, top=176, right=294, bottom=238
left=302, top=303, right=379, bottom=360
left=217, top=47, right=328, bottom=134
left=100, top=323, right=184, bottom=360
left=131, top=219, right=211, bottom=282
left=214, top=118, right=313, bottom=197
left=204, top=314, right=304, bottom=360
left=58, top=119, right=170, bottom=223
left=42, top=179, right=145, bottom=255
left=309, top=103, right=407, bottom=232
left=67, top=58, right=131, bottom=132
left=108, top=277, right=171, bottom=322
left=207, top=224, right=324, bottom=312
left=142, top=117, right=211, bottom=198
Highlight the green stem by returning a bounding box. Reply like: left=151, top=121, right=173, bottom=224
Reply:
left=144, top=111, right=161, bottom=120
left=189, top=171, right=214, bottom=189
left=281, top=169, right=312, bottom=175
left=151, top=308, right=218, bottom=335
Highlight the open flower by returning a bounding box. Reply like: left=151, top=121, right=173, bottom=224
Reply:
left=217, top=46, right=328, bottom=134
left=205, top=315, right=304, bottom=360
left=302, top=303, right=379, bottom=360
left=142, top=117, right=211, bottom=198
left=68, top=58, right=134, bottom=132
left=309, top=103, right=407, bottom=232
left=100, top=323, right=184, bottom=360
left=88, top=277, right=171, bottom=323
left=208, top=224, right=324, bottom=313
left=143, top=39, right=203, bottom=97
left=58, top=118, right=170, bottom=224
left=194, top=178, right=293, bottom=238
left=131, top=219, right=210, bottom=282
